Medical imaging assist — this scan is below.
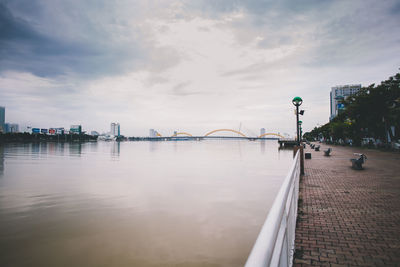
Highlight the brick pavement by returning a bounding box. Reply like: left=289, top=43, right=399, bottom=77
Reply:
left=293, top=144, right=400, bottom=266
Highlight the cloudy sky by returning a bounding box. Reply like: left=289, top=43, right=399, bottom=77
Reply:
left=1, top=0, right=399, bottom=136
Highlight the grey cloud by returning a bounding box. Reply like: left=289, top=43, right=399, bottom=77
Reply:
left=256, top=35, right=293, bottom=49
left=144, top=75, right=170, bottom=87
left=389, top=0, right=400, bottom=14
left=173, top=82, right=191, bottom=91
left=187, top=0, right=332, bottom=18
left=186, top=0, right=336, bottom=53
left=221, top=56, right=295, bottom=78
left=169, top=81, right=208, bottom=97
left=222, top=62, right=268, bottom=77
left=302, top=2, right=400, bottom=68
left=211, top=0, right=400, bottom=70
left=1, top=0, right=399, bottom=136
left=170, top=81, right=198, bottom=96
left=237, top=85, right=266, bottom=91
left=0, top=0, right=176, bottom=78
left=0, top=2, right=37, bottom=41
left=2, top=0, right=397, bottom=81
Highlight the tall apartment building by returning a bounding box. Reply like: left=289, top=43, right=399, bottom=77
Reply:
left=110, top=123, right=120, bottom=137
left=149, top=129, right=156, bottom=137
left=330, top=84, right=361, bottom=120
left=0, top=106, right=5, bottom=133
left=70, top=125, right=82, bottom=134
left=260, top=128, right=266, bottom=137
left=4, top=123, right=19, bottom=133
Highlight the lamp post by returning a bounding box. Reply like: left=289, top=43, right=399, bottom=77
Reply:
left=299, top=120, right=303, bottom=142
left=292, top=97, right=303, bottom=146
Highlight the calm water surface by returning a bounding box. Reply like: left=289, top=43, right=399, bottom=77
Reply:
left=0, top=140, right=293, bottom=267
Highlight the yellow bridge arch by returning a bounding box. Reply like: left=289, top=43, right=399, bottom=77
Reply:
left=258, top=133, right=285, bottom=138
left=154, top=130, right=283, bottom=138
left=171, top=132, right=193, bottom=137
left=204, top=129, right=247, bottom=137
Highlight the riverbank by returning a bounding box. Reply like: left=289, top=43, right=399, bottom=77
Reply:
left=294, top=143, right=400, bottom=266
left=0, top=133, right=97, bottom=143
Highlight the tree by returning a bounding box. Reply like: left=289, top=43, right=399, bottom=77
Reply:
left=304, top=71, right=400, bottom=146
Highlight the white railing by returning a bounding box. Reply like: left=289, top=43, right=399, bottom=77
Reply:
left=245, top=151, right=301, bottom=267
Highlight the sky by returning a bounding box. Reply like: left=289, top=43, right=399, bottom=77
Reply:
left=1, top=0, right=399, bottom=137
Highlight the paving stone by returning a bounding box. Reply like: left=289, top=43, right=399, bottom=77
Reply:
left=293, top=144, right=400, bottom=266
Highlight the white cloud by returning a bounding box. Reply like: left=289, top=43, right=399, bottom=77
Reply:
left=1, top=0, right=399, bottom=136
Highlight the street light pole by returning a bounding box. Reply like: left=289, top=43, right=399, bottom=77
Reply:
left=299, top=121, right=303, bottom=143
left=292, top=97, right=304, bottom=175
left=296, top=105, right=300, bottom=145
left=292, top=97, right=303, bottom=146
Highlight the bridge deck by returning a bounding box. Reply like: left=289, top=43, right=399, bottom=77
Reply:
left=128, top=136, right=281, bottom=141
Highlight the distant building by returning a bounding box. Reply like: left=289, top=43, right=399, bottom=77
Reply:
left=0, top=106, right=5, bottom=133
left=70, top=125, right=82, bottom=134
left=5, top=123, right=19, bottom=133
left=56, top=128, right=65, bottom=134
left=149, top=129, right=156, bottom=137
left=110, top=123, right=120, bottom=137
left=24, top=126, right=32, bottom=133
left=330, top=84, right=361, bottom=120
left=260, top=128, right=266, bottom=137
left=91, top=131, right=100, bottom=136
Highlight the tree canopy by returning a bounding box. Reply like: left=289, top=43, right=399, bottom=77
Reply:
left=304, top=71, right=400, bottom=146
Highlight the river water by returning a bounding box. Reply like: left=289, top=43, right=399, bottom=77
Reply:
left=0, top=140, right=293, bottom=267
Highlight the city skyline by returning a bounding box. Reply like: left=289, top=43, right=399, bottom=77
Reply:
left=0, top=1, right=399, bottom=136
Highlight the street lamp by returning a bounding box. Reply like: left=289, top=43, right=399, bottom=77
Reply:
left=292, top=97, right=303, bottom=146
left=299, top=120, right=303, bottom=142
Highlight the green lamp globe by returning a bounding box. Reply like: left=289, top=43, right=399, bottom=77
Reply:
left=292, top=96, right=303, bottom=106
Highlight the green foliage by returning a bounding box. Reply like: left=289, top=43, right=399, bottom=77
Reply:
left=303, top=71, right=400, bottom=145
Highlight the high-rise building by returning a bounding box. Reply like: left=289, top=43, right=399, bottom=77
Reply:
left=330, top=84, right=361, bottom=120
left=149, top=129, right=160, bottom=137
left=70, top=125, right=82, bottom=134
left=110, top=123, right=120, bottom=137
left=260, top=128, right=266, bottom=137
left=5, top=123, right=19, bottom=133
left=0, top=106, right=5, bottom=133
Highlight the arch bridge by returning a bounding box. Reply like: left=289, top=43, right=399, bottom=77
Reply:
left=160, top=129, right=284, bottom=139
left=204, top=129, right=247, bottom=137
left=171, top=132, right=193, bottom=137
left=258, top=133, right=284, bottom=139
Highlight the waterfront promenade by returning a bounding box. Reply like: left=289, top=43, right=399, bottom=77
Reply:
left=294, top=144, right=400, bottom=266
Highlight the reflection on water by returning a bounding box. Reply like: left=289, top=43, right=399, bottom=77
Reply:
left=69, top=142, right=82, bottom=156
left=111, top=141, right=120, bottom=157
left=32, top=142, right=40, bottom=155
left=0, top=140, right=293, bottom=267
left=260, top=140, right=266, bottom=154
left=0, top=145, right=3, bottom=177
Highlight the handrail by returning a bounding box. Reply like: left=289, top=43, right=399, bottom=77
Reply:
left=245, top=151, right=300, bottom=267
